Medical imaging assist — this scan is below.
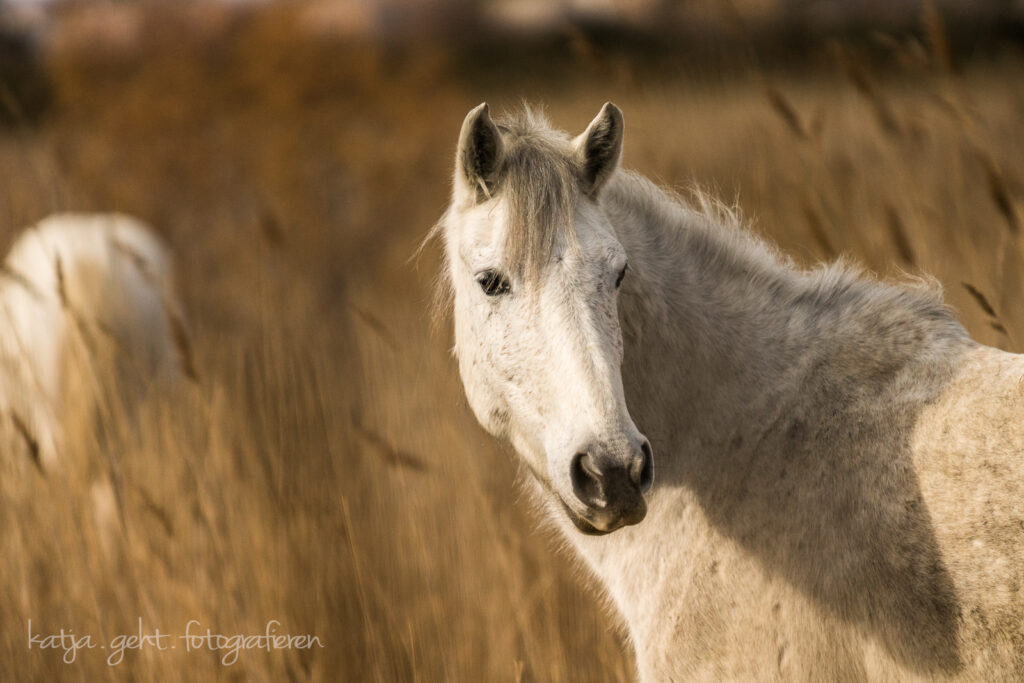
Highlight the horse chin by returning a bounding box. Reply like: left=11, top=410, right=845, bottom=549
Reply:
left=559, top=498, right=615, bottom=536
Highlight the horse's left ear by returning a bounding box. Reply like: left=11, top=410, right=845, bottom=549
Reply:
left=456, top=103, right=505, bottom=204
left=573, top=102, right=624, bottom=197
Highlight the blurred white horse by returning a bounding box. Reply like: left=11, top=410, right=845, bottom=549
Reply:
left=437, top=103, right=1024, bottom=680
left=0, top=213, right=184, bottom=470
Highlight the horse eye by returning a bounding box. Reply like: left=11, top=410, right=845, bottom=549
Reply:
left=477, top=270, right=510, bottom=297
left=615, top=263, right=628, bottom=289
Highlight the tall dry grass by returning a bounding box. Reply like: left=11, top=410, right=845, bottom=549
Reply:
left=1, top=4, right=1023, bottom=680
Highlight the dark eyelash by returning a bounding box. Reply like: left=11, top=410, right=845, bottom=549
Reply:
left=615, top=263, right=628, bottom=289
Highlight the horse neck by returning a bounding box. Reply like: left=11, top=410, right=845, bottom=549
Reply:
left=603, top=171, right=964, bottom=435
left=606, top=173, right=810, bottom=429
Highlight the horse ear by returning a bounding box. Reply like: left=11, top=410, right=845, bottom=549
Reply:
left=574, top=102, right=623, bottom=197
left=456, top=103, right=505, bottom=203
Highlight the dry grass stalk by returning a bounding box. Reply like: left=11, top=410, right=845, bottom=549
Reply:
left=352, top=417, right=429, bottom=473
left=979, top=154, right=1019, bottom=234
left=353, top=305, right=398, bottom=350
left=111, top=237, right=160, bottom=285
left=126, top=479, right=175, bottom=537
left=113, top=237, right=199, bottom=382
left=0, top=83, right=28, bottom=124
left=962, top=282, right=998, bottom=318
left=53, top=254, right=103, bottom=352
left=165, top=299, right=199, bottom=383
left=841, top=52, right=902, bottom=136
left=0, top=264, right=44, bottom=301
left=922, top=0, right=952, bottom=73
left=9, top=411, right=43, bottom=473
left=52, top=254, right=128, bottom=363
left=53, top=254, right=69, bottom=309
left=764, top=86, right=806, bottom=140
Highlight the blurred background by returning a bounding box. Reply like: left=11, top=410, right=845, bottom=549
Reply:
left=0, top=0, right=1022, bottom=680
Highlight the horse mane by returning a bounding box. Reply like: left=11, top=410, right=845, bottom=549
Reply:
left=603, top=170, right=958, bottom=341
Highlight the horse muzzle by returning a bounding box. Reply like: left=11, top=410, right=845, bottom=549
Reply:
left=560, top=442, right=653, bottom=534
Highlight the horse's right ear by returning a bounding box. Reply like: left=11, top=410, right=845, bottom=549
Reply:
left=573, top=102, right=623, bottom=197
left=455, top=103, right=504, bottom=204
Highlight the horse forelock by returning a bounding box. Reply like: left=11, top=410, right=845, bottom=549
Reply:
left=494, top=107, right=581, bottom=284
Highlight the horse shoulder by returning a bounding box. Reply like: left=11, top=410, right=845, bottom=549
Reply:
left=911, top=344, right=1024, bottom=670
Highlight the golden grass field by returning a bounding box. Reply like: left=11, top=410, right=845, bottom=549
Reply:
left=0, top=4, right=1023, bottom=681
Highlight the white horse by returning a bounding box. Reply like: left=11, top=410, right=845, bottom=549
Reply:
left=0, top=213, right=184, bottom=470
left=436, top=103, right=1024, bottom=680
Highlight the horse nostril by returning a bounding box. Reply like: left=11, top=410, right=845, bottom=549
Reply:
left=633, top=440, right=654, bottom=493
left=570, top=452, right=605, bottom=506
